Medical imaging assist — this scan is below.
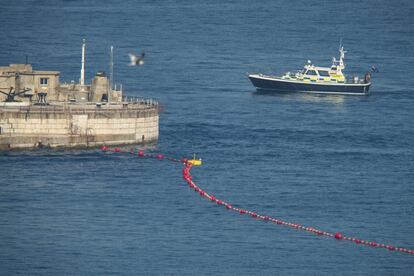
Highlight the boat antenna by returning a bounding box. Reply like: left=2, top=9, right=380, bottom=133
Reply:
left=80, top=38, right=86, bottom=92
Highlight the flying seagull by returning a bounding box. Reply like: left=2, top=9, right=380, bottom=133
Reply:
left=129, top=52, right=145, bottom=66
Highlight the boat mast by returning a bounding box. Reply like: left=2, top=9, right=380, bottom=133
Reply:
left=339, top=46, right=346, bottom=70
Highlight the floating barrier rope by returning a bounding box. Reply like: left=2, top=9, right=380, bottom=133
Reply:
left=101, top=146, right=414, bottom=255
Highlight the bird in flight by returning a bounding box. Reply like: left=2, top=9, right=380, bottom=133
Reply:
left=129, top=52, right=145, bottom=66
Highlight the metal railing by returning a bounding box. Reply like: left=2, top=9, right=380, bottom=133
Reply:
left=0, top=99, right=160, bottom=114
left=122, top=96, right=159, bottom=107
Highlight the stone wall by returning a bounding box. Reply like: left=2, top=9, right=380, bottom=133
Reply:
left=0, top=105, right=159, bottom=150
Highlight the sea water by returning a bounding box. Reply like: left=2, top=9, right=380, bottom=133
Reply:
left=0, top=0, right=413, bottom=275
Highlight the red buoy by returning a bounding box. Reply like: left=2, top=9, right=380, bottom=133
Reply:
left=370, top=242, right=378, bottom=247
left=335, top=232, right=343, bottom=240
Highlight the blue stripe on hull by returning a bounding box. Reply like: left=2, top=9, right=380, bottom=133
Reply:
left=249, top=76, right=370, bottom=95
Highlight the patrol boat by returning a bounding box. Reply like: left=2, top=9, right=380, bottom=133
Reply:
left=248, top=47, right=371, bottom=95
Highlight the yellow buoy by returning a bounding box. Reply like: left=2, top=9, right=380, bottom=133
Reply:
left=188, top=153, right=202, bottom=166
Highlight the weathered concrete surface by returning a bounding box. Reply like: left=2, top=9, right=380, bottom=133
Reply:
left=0, top=102, right=159, bottom=150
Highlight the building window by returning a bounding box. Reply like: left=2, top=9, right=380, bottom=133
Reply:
left=40, top=78, right=48, bottom=85
left=0, top=126, right=2, bottom=135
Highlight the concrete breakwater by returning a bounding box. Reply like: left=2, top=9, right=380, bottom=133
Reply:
left=0, top=101, right=159, bottom=150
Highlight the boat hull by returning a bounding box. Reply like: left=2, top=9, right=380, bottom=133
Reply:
left=248, top=74, right=371, bottom=95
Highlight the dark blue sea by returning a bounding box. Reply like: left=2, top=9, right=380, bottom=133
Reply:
left=1, top=0, right=414, bottom=275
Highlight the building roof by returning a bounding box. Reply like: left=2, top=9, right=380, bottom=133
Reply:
left=31, top=70, right=60, bottom=75
left=0, top=64, right=60, bottom=75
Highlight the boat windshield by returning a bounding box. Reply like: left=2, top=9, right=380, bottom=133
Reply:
left=318, top=70, right=330, bottom=77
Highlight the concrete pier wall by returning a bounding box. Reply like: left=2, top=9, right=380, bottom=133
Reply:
left=0, top=103, right=159, bottom=150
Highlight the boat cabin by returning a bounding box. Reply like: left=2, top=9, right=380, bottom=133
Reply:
left=299, top=65, right=345, bottom=83
left=282, top=46, right=348, bottom=83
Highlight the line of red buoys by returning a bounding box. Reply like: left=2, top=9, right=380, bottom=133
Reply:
left=101, top=146, right=414, bottom=255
